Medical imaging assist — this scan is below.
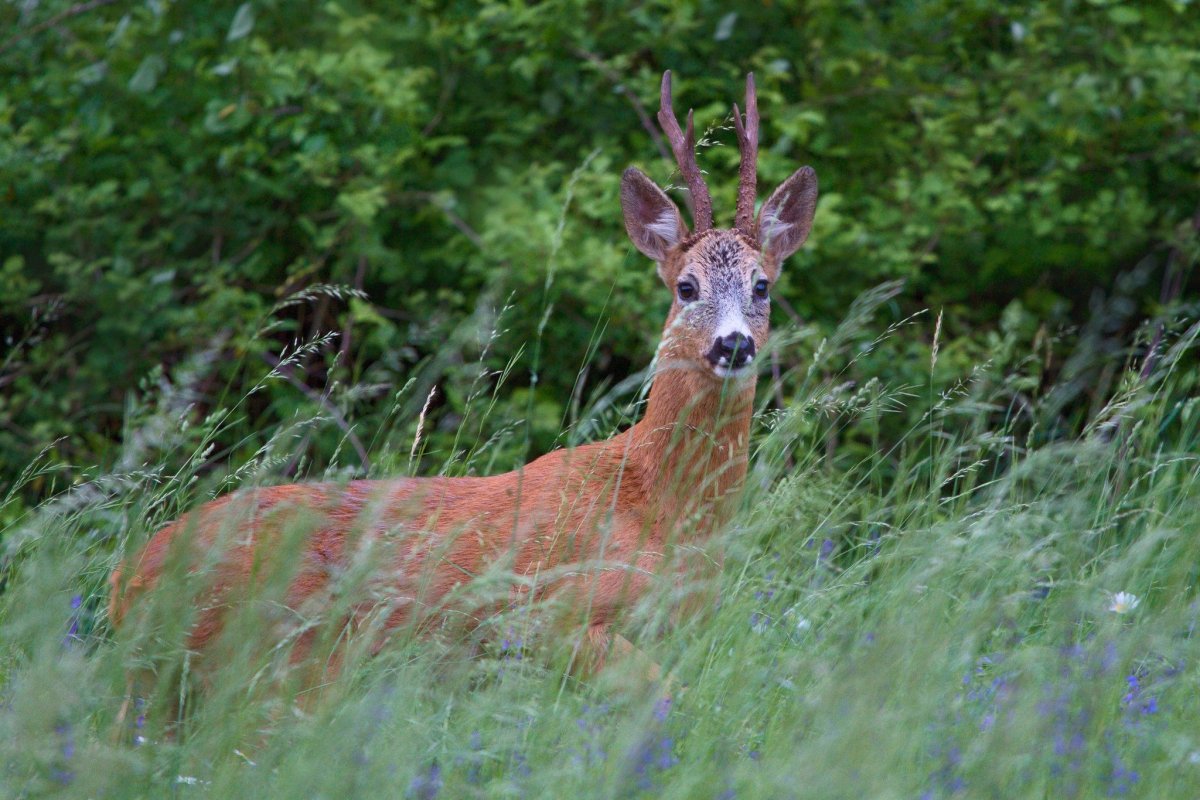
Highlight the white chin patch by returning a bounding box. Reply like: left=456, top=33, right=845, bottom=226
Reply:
left=712, top=359, right=755, bottom=381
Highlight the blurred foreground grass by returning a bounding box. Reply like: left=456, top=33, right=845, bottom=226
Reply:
left=1, top=296, right=1198, bottom=799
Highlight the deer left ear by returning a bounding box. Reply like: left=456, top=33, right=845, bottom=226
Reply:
left=758, top=166, right=818, bottom=273
left=621, top=167, right=688, bottom=273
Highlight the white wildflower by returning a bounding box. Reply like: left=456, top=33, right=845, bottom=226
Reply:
left=782, top=605, right=812, bottom=633
left=1109, top=591, right=1140, bottom=614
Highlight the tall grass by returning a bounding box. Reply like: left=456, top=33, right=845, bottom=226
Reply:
left=1, top=290, right=1198, bottom=799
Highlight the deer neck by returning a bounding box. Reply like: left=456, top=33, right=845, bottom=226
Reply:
left=625, top=362, right=755, bottom=532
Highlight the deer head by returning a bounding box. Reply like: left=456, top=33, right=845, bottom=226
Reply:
left=622, top=71, right=818, bottom=381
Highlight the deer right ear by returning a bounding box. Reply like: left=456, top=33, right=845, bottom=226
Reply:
left=757, top=166, right=818, bottom=271
left=621, top=167, right=688, bottom=271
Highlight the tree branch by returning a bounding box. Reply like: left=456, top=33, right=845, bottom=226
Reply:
left=571, top=47, right=673, bottom=167
left=0, top=0, right=119, bottom=55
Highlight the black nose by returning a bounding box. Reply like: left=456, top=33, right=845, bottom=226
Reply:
left=706, top=333, right=756, bottom=369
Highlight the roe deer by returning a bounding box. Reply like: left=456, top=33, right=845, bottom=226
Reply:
left=108, top=71, right=818, bottom=685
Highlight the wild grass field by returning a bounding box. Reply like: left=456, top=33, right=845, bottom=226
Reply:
left=2, top=282, right=1198, bottom=800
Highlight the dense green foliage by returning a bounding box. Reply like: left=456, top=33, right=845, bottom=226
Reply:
left=2, top=0, right=1198, bottom=496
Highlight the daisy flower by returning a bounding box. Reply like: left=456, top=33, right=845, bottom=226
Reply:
left=1109, top=591, right=1140, bottom=614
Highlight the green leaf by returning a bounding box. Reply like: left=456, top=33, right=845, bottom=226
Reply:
left=227, top=3, right=256, bottom=41
left=348, top=297, right=391, bottom=328
left=1108, top=6, right=1142, bottom=24
left=76, top=61, right=108, bottom=86
left=337, top=185, right=388, bottom=224
left=714, top=12, right=737, bottom=41
left=128, top=55, right=165, bottom=93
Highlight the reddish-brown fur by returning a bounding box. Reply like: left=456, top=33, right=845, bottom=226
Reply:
left=108, top=71, right=818, bottom=682
left=109, top=365, right=751, bottom=671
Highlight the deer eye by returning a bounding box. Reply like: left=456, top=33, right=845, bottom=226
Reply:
left=677, top=279, right=697, bottom=302
left=754, top=278, right=769, bottom=300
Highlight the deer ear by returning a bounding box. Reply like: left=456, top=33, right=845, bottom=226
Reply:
left=621, top=167, right=688, bottom=268
left=758, top=166, right=818, bottom=271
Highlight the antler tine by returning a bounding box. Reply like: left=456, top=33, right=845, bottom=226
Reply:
left=657, top=70, right=713, bottom=232
left=732, top=72, right=760, bottom=235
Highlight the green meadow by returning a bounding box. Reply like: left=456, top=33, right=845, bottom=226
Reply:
left=3, top=289, right=1199, bottom=798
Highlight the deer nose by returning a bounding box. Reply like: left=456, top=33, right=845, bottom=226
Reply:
left=707, top=332, right=755, bottom=369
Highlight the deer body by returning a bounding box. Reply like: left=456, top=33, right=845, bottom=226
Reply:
left=109, top=71, right=817, bottom=681
left=114, top=365, right=751, bottom=666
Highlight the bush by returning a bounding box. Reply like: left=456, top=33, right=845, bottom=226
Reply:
left=2, top=0, right=1198, bottom=501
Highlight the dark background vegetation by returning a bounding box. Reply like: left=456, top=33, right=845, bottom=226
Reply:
left=1, top=0, right=1197, bottom=513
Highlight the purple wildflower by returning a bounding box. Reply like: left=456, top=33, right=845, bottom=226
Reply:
left=406, top=761, right=442, bottom=800
left=465, top=731, right=483, bottom=784
left=631, top=735, right=678, bottom=790
left=63, top=594, right=83, bottom=647
left=653, top=696, right=672, bottom=723
left=499, top=627, right=524, bottom=660
left=922, top=743, right=964, bottom=798
left=56, top=724, right=74, bottom=760
left=1121, top=674, right=1139, bottom=705
left=626, top=696, right=681, bottom=791
left=132, top=697, right=148, bottom=746
left=655, top=737, right=678, bottom=770
left=1106, top=752, right=1139, bottom=796
left=572, top=704, right=608, bottom=767
left=52, top=722, right=74, bottom=785
left=1121, top=672, right=1159, bottom=717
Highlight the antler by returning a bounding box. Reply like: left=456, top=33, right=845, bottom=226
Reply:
left=732, top=72, right=759, bottom=236
left=657, top=70, right=713, bottom=233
